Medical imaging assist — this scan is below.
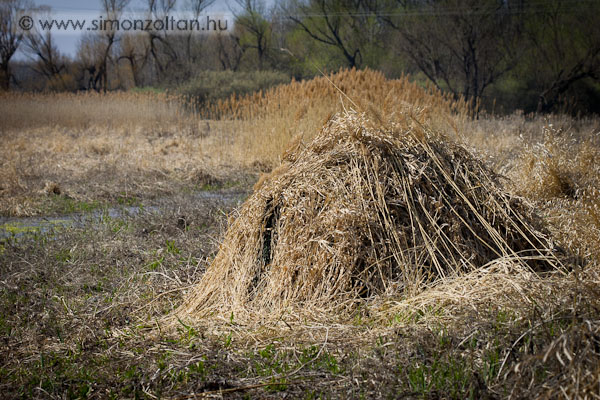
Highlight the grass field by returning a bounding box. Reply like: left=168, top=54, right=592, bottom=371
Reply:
left=1, top=70, right=599, bottom=398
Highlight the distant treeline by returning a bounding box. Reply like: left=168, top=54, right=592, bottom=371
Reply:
left=2, top=0, right=600, bottom=115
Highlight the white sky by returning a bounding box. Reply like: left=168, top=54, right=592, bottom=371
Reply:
left=17, top=0, right=245, bottom=58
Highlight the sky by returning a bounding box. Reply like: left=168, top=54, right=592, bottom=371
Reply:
left=17, top=0, right=242, bottom=59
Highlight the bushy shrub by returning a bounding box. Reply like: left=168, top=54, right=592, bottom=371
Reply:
left=176, top=70, right=290, bottom=103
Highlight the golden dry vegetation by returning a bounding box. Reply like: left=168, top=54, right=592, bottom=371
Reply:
left=1, top=69, right=600, bottom=398
left=0, top=91, right=244, bottom=216
left=1, top=69, right=468, bottom=216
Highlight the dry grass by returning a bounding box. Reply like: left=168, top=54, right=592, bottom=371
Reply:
left=368, top=257, right=600, bottom=398
left=0, top=92, right=252, bottom=216
left=462, top=113, right=600, bottom=264
left=0, top=91, right=194, bottom=131
left=0, top=192, right=258, bottom=398
left=514, top=126, right=600, bottom=262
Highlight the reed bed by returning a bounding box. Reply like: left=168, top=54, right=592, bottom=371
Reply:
left=462, top=114, right=600, bottom=265
left=0, top=69, right=469, bottom=216
left=0, top=91, right=196, bottom=132
left=205, top=68, right=468, bottom=122
left=511, top=124, right=600, bottom=261
left=204, top=68, right=471, bottom=167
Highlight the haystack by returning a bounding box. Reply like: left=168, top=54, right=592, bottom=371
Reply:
left=178, top=112, right=556, bottom=320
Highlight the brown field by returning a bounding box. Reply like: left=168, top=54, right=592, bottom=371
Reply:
left=1, top=69, right=599, bottom=398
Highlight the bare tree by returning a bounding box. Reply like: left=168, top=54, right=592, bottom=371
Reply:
left=525, top=0, right=600, bottom=112
left=145, top=0, right=178, bottom=79
left=117, top=33, right=150, bottom=87
left=381, top=0, right=520, bottom=105
left=213, top=30, right=243, bottom=70
left=96, top=0, right=129, bottom=92
left=77, top=33, right=105, bottom=90
left=22, top=5, right=69, bottom=88
left=183, top=0, right=215, bottom=63
left=287, top=0, right=379, bottom=69
left=233, top=0, right=271, bottom=70
left=0, top=0, right=29, bottom=90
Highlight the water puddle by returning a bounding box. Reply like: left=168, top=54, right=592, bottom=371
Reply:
left=0, top=190, right=247, bottom=241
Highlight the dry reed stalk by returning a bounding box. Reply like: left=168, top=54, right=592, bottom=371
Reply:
left=507, top=318, right=600, bottom=398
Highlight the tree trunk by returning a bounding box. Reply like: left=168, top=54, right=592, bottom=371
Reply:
left=0, top=62, right=10, bottom=90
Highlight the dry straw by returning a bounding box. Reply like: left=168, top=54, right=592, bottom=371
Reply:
left=177, top=110, right=560, bottom=324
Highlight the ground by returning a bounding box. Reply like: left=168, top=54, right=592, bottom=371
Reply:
left=1, top=83, right=599, bottom=398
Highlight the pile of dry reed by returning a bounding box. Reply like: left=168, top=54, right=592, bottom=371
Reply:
left=178, top=111, right=559, bottom=322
